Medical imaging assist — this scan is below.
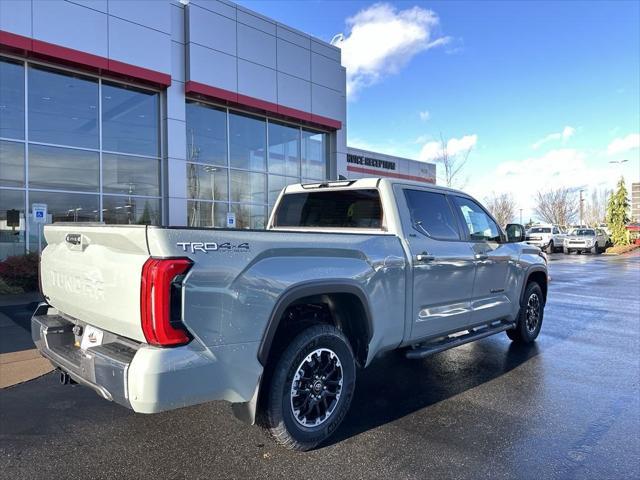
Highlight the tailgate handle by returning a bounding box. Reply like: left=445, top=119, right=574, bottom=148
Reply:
left=65, top=234, right=82, bottom=246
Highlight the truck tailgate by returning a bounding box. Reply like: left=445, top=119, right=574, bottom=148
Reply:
left=40, top=224, right=150, bottom=342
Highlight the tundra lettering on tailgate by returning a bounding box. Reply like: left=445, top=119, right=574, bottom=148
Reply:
left=176, top=242, right=250, bottom=253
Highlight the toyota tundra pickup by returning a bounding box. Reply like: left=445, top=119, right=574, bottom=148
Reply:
left=32, top=178, right=548, bottom=451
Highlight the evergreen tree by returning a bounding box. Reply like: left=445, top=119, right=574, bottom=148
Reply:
left=606, top=177, right=630, bottom=246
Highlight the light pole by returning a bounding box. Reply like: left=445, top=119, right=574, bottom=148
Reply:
left=519, top=208, right=523, bottom=225
left=203, top=165, right=219, bottom=226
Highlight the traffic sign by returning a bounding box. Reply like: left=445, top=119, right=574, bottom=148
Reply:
left=32, top=203, right=48, bottom=224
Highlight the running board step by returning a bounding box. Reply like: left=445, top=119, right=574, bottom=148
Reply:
left=405, top=321, right=516, bottom=359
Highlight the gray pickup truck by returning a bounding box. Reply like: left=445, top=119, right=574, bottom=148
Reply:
left=32, top=178, right=548, bottom=451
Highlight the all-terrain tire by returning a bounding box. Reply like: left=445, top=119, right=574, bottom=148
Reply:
left=260, top=324, right=356, bottom=451
left=506, top=282, right=545, bottom=344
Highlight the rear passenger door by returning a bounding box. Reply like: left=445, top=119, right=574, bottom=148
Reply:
left=450, top=196, right=513, bottom=323
left=395, top=186, right=477, bottom=341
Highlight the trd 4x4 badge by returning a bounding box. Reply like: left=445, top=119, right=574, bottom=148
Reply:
left=176, top=242, right=250, bottom=253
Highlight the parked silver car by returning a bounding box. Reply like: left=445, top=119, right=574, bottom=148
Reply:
left=563, top=228, right=609, bottom=254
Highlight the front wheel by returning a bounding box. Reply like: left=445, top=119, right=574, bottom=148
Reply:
left=261, top=324, right=356, bottom=451
left=506, top=282, right=545, bottom=344
left=545, top=241, right=554, bottom=254
left=591, top=243, right=599, bottom=254
left=563, top=247, right=570, bottom=254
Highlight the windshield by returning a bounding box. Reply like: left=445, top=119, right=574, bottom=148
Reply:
left=572, top=229, right=595, bottom=236
left=530, top=227, right=551, bottom=233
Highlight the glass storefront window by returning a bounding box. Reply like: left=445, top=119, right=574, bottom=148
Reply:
left=231, top=203, right=266, bottom=230
left=28, top=144, right=99, bottom=192
left=0, top=189, right=26, bottom=260
left=102, top=82, right=159, bottom=157
left=0, top=58, right=25, bottom=140
left=186, top=101, right=227, bottom=165
left=29, top=191, right=100, bottom=223
left=268, top=121, right=300, bottom=177
left=186, top=163, right=228, bottom=201
left=28, top=66, right=99, bottom=149
left=0, top=140, right=25, bottom=187
left=229, top=112, right=266, bottom=171
left=103, top=153, right=160, bottom=196
left=268, top=174, right=298, bottom=204
left=103, top=195, right=160, bottom=225
left=230, top=170, right=266, bottom=204
left=302, top=129, right=327, bottom=180
left=187, top=200, right=227, bottom=228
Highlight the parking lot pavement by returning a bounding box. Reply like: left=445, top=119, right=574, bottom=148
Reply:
left=0, top=252, right=638, bottom=480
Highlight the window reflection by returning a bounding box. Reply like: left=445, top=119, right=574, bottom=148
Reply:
left=302, top=129, right=327, bottom=180
left=229, top=113, right=266, bottom=170
left=102, top=82, right=159, bottom=157
left=28, top=66, right=99, bottom=148
left=29, top=191, right=99, bottom=223
left=268, top=122, right=300, bottom=177
left=29, top=144, right=99, bottom=192
left=103, top=196, right=160, bottom=225
left=0, top=140, right=25, bottom=187
left=186, top=163, right=228, bottom=201
left=186, top=101, right=227, bottom=165
left=187, top=200, right=227, bottom=228
left=0, top=59, right=25, bottom=140
left=268, top=174, right=298, bottom=204
left=230, top=203, right=266, bottom=230
left=103, top=153, right=160, bottom=196
left=230, top=170, right=266, bottom=204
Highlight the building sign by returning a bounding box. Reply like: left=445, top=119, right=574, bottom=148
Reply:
left=347, top=153, right=396, bottom=171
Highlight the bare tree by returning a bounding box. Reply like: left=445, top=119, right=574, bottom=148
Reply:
left=584, top=188, right=608, bottom=226
left=435, top=134, right=471, bottom=188
left=533, top=188, right=579, bottom=226
left=484, top=192, right=516, bottom=226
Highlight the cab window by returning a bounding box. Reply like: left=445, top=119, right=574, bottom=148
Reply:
left=453, top=196, right=502, bottom=242
left=404, top=189, right=460, bottom=240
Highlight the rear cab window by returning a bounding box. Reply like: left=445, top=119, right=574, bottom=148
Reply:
left=273, top=189, right=383, bottom=229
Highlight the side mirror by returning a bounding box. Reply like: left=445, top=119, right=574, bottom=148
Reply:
left=505, top=223, right=525, bottom=243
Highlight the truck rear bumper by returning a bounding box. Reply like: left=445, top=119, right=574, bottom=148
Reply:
left=31, top=303, right=263, bottom=414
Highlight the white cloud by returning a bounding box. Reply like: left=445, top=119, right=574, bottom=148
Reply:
left=531, top=126, right=576, bottom=150
left=332, top=3, right=450, bottom=99
left=418, top=134, right=478, bottom=161
left=467, top=148, right=629, bottom=222
left=607, top=133, right=640, bottom=156
left=419, top=110, right=430, bottom=121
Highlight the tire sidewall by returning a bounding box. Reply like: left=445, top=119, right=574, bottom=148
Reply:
left=268, top=326, right=356, bottom=448
left=518, top=283, right=544, bottom=342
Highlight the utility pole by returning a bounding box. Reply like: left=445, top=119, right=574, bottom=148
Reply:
left=579, top=189, right=584, bottom=226
left=519, top=209, right=523, bottom=224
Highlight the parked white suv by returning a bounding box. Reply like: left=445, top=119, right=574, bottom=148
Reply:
left=525, top=224, right=567, bottom=253
left=563, top=228, right=609, bottom=254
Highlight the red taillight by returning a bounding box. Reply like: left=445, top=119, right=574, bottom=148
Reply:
left=140, top=258, right=193, bottom=347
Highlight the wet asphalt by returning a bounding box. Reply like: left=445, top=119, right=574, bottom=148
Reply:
left=1, top=252, right=639, bottom=480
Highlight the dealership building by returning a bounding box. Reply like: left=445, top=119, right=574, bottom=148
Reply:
left=0, top=0, right=435, bottom=259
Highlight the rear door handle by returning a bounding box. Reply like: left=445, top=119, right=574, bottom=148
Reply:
left=416, top=252, right=435, bottom=263
left=474, top=254, right=489, bottom=261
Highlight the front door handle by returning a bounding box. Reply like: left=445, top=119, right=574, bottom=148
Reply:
left=474, top=253, right=489, bottom=261
left=416, top=252, right=435, bottom=263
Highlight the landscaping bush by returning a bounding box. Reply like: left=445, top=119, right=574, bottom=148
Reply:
left=0, top=253, right=40, bottom=293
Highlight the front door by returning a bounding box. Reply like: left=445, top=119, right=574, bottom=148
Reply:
left=451, top=196, right=513, bottom=323
left=397, top=186, right=477, bottom=342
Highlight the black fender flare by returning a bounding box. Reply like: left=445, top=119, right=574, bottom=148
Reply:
left=256, top=280, right=373, bottom=366
left=519, top=266, right=548, bottom=306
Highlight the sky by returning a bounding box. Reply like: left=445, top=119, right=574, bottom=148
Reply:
left=238, top=0, right=640, bottom=221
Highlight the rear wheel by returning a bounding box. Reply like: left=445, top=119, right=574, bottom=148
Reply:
left=506, top=282, right=544, bottom=344
left=591, top=242, right=599, bottom=254
left=563, top=247, right=570, bottom=254
left=260, top=324, right=356, bottom=451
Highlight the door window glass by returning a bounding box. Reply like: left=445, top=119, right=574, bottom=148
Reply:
left=453, top=196, right=501, bottom=242
left=404, top=189, right=459, bottom=240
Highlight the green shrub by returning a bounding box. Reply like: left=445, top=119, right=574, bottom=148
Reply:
left=0, top=253, right=40, bottom=292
